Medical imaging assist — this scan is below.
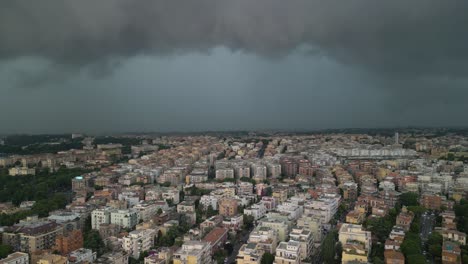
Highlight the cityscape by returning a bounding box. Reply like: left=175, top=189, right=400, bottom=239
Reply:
left=1, top=1, right=468, bottom=264
left=1, top=130, right=468, bottom=264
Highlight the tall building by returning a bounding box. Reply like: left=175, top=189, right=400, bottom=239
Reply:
left=2, top=221, right=64, bottom=253
left=123, top=229, right=157, bottom=259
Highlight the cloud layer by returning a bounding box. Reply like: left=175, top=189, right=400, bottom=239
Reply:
left=1, top=0, right=468, bottom=76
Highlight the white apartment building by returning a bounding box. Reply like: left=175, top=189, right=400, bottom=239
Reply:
left=289, top=228, right=314, bottom=260
left=108, top=209, right=139, bottom=229
left=69, top=248, right=97, bottom=264
left=277, top=202, right=303, bottom=221
left=244, top=203, right=267, bottom=220
left=123, top=229, right=156, bottom=259
left=133, top=201, right=166, bottom=221
left=112, top=209, right=139, bottom=229
left=200, top=195, right=219, bottom=210
left=259, top=218, right=290, bottom=242
left=91, top=208, right=111, bottom=230
left=297, top=214, right=323, bottom=243
left=303, top=198, right=339, bottom=224
left=274, top=241, right=301, bottom=264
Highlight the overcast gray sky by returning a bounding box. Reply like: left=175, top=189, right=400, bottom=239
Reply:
left=1, top=0, right=467, bottom=134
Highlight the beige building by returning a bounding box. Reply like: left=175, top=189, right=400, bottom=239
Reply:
left=172, top=241, right=212, bottom=264
left=339, top=224, right=372, bottom=264
left=236, top=243, right=262, bottom=264
left=9, top=167, right=35, bottom=176
left=37, top=253, right=68, bottom=264
left=2, top=221, right=64, bottom=253
left=218, top=198, right=238, bottom=217
left=0, top=252, right=29, bottom=264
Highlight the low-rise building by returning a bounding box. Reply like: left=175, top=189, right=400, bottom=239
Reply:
left=0, top=252, right=29, bottom=264
left=172, top=241, right=212, bottom=264
left=274, top=241, right=301, bottom=264
left=68, top=248, right=97, bottom=264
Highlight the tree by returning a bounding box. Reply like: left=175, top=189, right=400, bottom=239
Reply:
left=400, top=192, right=419, bottom=206
left=243, top=214, right=255, bottom=229
left=322, top=230, right=338, bottom=264
left=0, top=244, right=12, bottom=259
left=206, top=205, right=218, bottom=218
left=265, top=187, right=273, bottom=197
left=260, top=252, right=275, bottom=264
left=157, top=208, right=163, bottom=215
left=84, top=230, right=105, bottom=257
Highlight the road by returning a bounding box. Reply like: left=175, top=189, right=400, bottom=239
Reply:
left=226, top=226, right=254, bottom=264
left=420, top=212, right=436, bottom=264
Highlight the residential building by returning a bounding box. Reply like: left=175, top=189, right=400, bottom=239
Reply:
left=37, top=253, right=68, bottom=264
left=236, top=243, right=262, bottom=264
left=110, top=209, right=139, bottom=229
left=53, top=230, right=83, bottom=255
left=442, top=241, right=461, bottom=264
left=2, top=220, right=64, bottom=253
left=248, top=226, right=279, bottom=254
left=274, top=241, right=301, bottom=264
left=0, top=252, right=29, bottom=264
left=172, top=241, right=212, bottom=264
left=95, top=251, right=129, bottom=264
left=219, top=198, right=238, bottom=217
left=68, top=248, right=97, bottom=264
left=123, top=229, right=157, bottom=259
left=202, top=227, right=228, bottom=254
left=339, top=224, right=372, bottom=264
left=289, top=228, right=313, bottom=260
left=384, top=249, right=405, bottom=264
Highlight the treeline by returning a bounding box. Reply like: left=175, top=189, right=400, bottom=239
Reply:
left=0, top=168, right=90, bottom=226
left=0, top=168, right=88, bottom=205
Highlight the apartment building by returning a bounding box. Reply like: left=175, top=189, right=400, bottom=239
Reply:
left=172, top=241, right=212, bottom=264
left=274, top=241, right=301, bottom=264
left=219, top=198, right=238, bottom=217
left=68, top=248, right=97, bottom=264
left=53, top=230, right=83, bottom=255
left=123, top=229, right=157, bottom=259
left=2, top=220, right=64, bottom=253
left=248, top=226, right=279, bottom=254
left=339, top=224, right=372, bottom=264
left=0, top=252, right=29, bottom=264
left=289, top=228, right=314, bottom=260
left=237, top=243, right=262, bottom=264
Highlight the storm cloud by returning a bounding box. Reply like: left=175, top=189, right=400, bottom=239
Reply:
left=1, top=1, right=468, bottom=133
left=1, top=0, right=468, bottom=76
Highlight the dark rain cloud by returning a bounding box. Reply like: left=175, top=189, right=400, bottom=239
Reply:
left=1, top=0, right=468, bottom=76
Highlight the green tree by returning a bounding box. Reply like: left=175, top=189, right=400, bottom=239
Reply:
left=260, top=252, right=275, bottom=264
left=0, top=244, right=12, bottom=259
left=84, top=230, right=105, bottom=256
left=400, top=192, right=419, bottom=206
left=322, top=230, right=338, bottom=264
